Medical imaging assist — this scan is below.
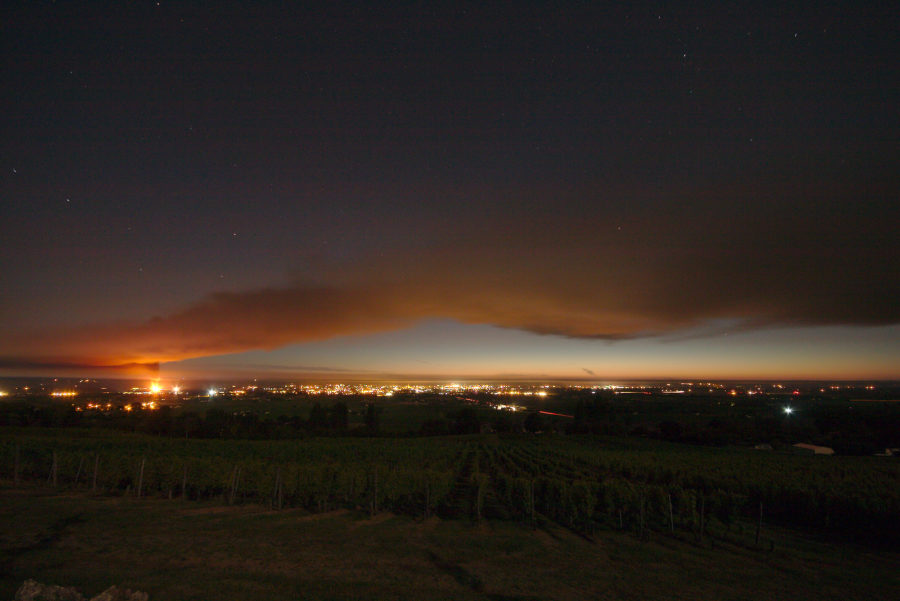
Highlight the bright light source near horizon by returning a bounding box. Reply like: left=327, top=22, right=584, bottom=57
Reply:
left=149, top=382, right=161, bottom=394
left=208, top=388, right=217, bottom=397
left=784, top=406, right=794, bottom=415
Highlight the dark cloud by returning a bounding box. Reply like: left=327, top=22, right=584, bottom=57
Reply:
left=1, top=178, right=896, bottom=371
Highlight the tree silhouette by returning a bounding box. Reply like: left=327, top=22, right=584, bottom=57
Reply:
left=364, top=403, right=382, bottom=433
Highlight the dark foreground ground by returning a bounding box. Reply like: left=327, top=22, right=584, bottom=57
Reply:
left=1, top=489, right=898, bottom=601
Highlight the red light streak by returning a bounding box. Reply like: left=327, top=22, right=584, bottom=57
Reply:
left=538, top=410, right=573, bottom=418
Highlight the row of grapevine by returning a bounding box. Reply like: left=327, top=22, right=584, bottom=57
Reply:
left=0, top=434, right=464, bottom=518
left=502, top=436, right=900, bottom=544
left=2, top=429, right=898, bottom=546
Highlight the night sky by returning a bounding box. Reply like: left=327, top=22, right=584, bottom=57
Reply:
left=2, top=1, right=898, bottom=381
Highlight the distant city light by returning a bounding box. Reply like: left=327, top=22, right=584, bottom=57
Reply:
left=784, top=406, right=794, bottom=415
left=208, top=388, right=218, bottom=397
left=172, top=385, right=181, bottom=394
left=149, top=382, right=161, bottom=394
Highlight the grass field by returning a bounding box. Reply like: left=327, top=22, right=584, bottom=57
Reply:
left=1, top=488, right=898, bottom=601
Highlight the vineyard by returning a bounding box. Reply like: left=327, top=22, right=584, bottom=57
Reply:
left=3, top=428, right=899, bottom=548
